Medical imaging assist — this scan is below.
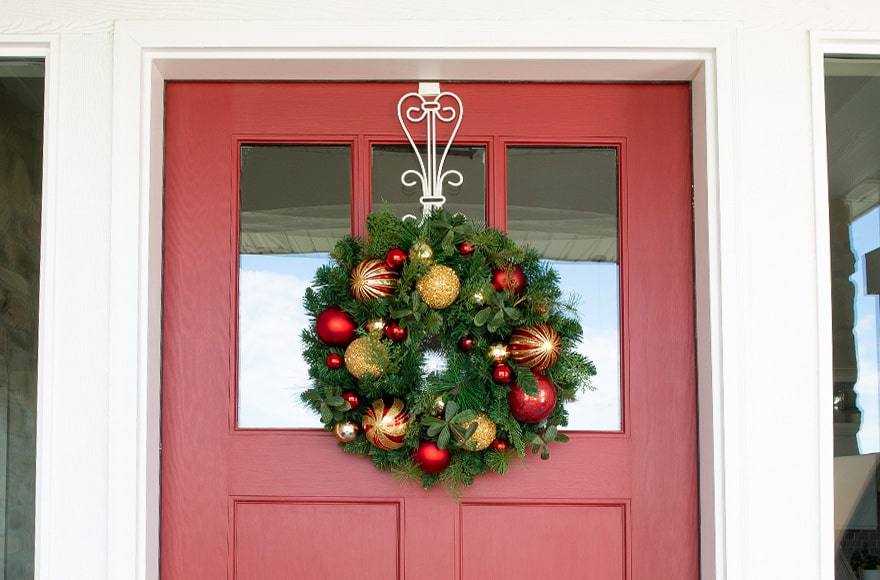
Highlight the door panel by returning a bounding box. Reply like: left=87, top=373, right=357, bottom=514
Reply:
left=162, top=82, right=696, bottom=579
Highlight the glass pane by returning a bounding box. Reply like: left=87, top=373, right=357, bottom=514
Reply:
left=0, top=58, right=44, bottom=580
left=372, top=145, right=486, bottom=222
left=507, top=147, right=620, bottom=431
left=826, top=57, right=880, bottom=578
left=238, top=145, right=350, bottom=428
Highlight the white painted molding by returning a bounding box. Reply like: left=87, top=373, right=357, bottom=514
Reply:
left=107, top=20, right=740, bottom=580
left=810, top=30, right=880, bottom=580
left=0, top=33, right=59, bottom=580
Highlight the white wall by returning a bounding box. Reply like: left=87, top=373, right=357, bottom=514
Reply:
left=2, top=2, right=880, bottom=579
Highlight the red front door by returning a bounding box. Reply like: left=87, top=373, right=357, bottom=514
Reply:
left=161, top=82, right=697, bottom=579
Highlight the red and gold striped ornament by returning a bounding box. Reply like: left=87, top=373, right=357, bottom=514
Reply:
left=508, top=323, right=562, bottom=371
left=350, top=258, right=399, bottom=301
left=362, top=397, right=410, bottom=450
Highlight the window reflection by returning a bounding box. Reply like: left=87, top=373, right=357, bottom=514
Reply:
left=827, top=58, right=880, bottom=579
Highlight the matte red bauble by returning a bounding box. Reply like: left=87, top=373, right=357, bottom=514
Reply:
left=508, top=372, right=558, bottom=423
left=491, top=264, right=526, bottom=295
left=412, top=440, right=451, bottom=474
left=316, top=307, right=356, bottom=346
left=459, top=337, right=475, bottom=351
left=509, top=323, right=562, bottom=371
left=492, top=439, right=508, bottom=452
left=384, top=322, right=407, bottom=342
left=350, top=258, right=400, bottom=301
left=492, top=363, right=513, bottom=384
left=362, top=397, right=410, bottom=450
left=325, top=353, right=343, bottom=369
left=458, top=241, right=474, bottom=256
left=385, top=248, right=407, bottom=269
left=341, top=391, right=360, bottom=410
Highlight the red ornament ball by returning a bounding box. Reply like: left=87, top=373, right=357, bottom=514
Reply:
left=385, top=248, right=407, bottom=269
left=491, top=263, right=526, bottom=295
left=458, top=241, right=475, bottom=256
left=362, top=397, right=410, bottom=450
left=492, top=363, right=513, bottom=384
left=412, top=440, right=451, bottom=474
left=350, top=258, right=400, bottom=301
left=459, top=337, right=475, bottom=351
left=384, top=321, right=408, bottom=342
left=325, top=353, right=343, bottom=369
left=509, top=323, right=562, bottom=371
left=492, top=439, right=508, bottom=452
left=316, top=307, right=356, bottom=346
left=341, top=391, right=360, bottom=409
left=508, top=372, right=558, bottom=423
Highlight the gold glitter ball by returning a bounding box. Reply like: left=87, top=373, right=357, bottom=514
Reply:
left=416, top=265, right=460, bottom=309
left=409, top=242, right=434, bottom=264
left=461, top=412, right=497, bottom=451
left=344, top=336, right=388, bottom=379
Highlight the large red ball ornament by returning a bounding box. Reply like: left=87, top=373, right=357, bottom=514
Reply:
left=326, top=353, right=343, bottom=369
left=385, top=248, right=407, bottom=269
left=508, top=372, right=558, bottom=423
left=412, top=440, right=451, bottom=474
left=491, top=263, right=526, bottom=295
left=350, top=258, right=400, bottom=301
left=492, top=363, right=513, bottom=384
left=509, top=323, right=562, bottom=371
left=341, top=391, right=361, bottom=410
left=316, top=307, right=356, bottom=346
left=362, top=397, right=410, bottom=450
left=384, top=321, right=407, bottom=342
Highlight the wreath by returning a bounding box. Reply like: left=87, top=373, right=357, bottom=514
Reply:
left=301, top=207, right=596, bottom=491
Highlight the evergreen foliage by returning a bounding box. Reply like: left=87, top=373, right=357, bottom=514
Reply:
left=300, top=207, right=596, bottom=491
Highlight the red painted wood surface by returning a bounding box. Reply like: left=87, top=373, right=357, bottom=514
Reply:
left=162, top=82, right=697, bottom=579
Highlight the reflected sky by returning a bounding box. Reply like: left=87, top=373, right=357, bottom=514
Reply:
left=238, top=253, right=621, bottom=430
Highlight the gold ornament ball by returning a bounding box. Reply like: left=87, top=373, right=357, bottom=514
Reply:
left=344, top=336, right=388, bottom=379
left=431, top=395, right=446, bottom=416
left=461, top=412, right=497, bottom=451
left=416, top=265, right=461, bottom=309
left=486, top=343, right=509, bottom=362
left=365, top=319, right=385, bottom=336
left=334, top=420, right=360, bottom=442
left=409, top=242, right=434, bottom=264
left=362, top=397, right=410, bottom=450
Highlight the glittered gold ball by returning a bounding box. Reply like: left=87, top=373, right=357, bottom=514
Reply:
left=409, top=242, right=434, bottom=264
left=416, top=265, right=460, bottom=309
left=344, top=336, right=388, bottom=379
left=334, top=420, right=359, bottom=442
left=461, top=412, right=497, bottom=451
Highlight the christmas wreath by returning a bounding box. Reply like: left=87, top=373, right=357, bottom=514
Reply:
left=301, top=207, right=596, bottom=491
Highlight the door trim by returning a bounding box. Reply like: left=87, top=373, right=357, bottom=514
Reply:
left=106, top=20, right=741, bottom=580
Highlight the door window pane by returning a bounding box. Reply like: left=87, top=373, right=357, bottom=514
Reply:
left=238, top=145, right=350, bottom=428
left=0, top=58, right=44, bottom=580
left=372, top=145, right=486, bottom=222
left=826, top=57, right=880, bottom=578
left=507, top=147, right=620, bottom=431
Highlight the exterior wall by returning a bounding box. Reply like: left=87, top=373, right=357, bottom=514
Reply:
left=0, top=80, right=42, bottom=579
left=1, top=2, right=879, bottom=579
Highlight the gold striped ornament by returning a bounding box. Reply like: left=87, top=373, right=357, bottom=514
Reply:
left=362, top=397, right=410, bottom=450
left=508, top=323, right=562, bottom=371
left=350, top=258, right=399, bottom=301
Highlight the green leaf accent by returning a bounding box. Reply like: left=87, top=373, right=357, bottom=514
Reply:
left=452, top=410, right=477, bottom=424
left=540, top=447, right=550, bottom=460
left=438, top=427, right=451, bottom=450
left=473, top=307, right=493, bottom=326
left=555, top=433, right=570, bottom=443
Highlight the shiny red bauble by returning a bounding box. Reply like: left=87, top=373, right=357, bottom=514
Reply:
left=316, top=307, right=356, bottom=346
left=459, top=337, right=475, bottom=351
left=491, top=264, right=526, bottom=295
left=341, top=391, right=361, bottom=410
left=384, top=321, right=408, bottom=342
left=492, top=363, right=513, bottom=384
left=325, top=353, right=343, bottom=369
left=508, top=372, right=558, bottom=423
left=458, top=241, right=475, bottom=256
left=385, top=248, right=407, bottom=269
left=492, top=439, right=508, bottom=452
left=412, top=440, right=451, bottom=474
